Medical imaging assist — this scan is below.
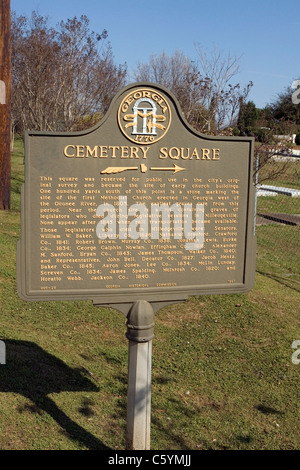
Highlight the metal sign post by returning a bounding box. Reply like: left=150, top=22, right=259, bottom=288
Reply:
left=126, top=301, right=154, bottom=450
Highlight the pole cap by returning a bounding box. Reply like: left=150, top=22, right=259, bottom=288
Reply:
left=126, top=300, right=155, bottom=343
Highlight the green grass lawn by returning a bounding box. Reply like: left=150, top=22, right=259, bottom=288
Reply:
left=0, top=139, right=299, bottom=450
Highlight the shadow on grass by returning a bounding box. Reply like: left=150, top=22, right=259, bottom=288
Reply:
left=256, top=269, right=300, bottom=292
left=0, top=340, right=110, bottom=450
left=256, top=404, right=284, bottom=416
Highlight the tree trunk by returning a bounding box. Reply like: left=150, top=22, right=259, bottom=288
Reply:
left=0, top=0, right=11, bottom=210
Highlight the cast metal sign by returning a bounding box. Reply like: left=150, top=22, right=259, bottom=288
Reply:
left=17, top=83, right=256, bottom=308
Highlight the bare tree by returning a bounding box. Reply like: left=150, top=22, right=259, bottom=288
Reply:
left=195, top=45, right=252, bottom=133
left=11, top=12, right=127, bottom=134
left=12, top=13, right=58, bottom=132
left=135, top=48, right=252, bottom=135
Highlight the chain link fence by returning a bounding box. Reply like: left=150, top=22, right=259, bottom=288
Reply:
left=255, top=155, right=300, bottom=291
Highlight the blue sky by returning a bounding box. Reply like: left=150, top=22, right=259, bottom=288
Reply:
left=11, top=0, right=299, bottom=108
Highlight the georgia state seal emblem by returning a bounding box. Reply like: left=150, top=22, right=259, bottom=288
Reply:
left=118, top=87, right=171, bottom=144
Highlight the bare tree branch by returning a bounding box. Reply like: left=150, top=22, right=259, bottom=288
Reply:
left=11, top=11, right=127, bottom=134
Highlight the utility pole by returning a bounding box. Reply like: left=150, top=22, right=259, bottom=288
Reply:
left=0, top=0, right=11, bottom=210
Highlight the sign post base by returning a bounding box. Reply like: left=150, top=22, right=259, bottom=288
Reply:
left=126, top=300, right=154, bottom=450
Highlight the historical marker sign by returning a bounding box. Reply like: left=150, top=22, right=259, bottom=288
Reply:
left=17, top=83, right=256, bottom=308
